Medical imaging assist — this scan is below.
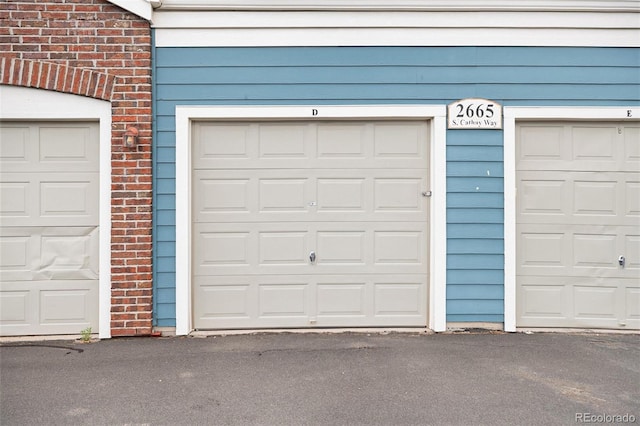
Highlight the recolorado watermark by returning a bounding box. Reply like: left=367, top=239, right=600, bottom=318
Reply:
left=576, top=413, right=637, bottom=423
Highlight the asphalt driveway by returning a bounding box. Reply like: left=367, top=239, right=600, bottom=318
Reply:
left=1, top=331, right=638, bottom=425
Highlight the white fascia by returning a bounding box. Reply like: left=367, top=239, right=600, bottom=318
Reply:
left=502, top=106, right=640, bottom=332
left=108, top=0, right=153, bottom=20
left=153, top=9, right=640, bottom=47
left=0, top=86, right=113, bottom=339
left=175, top=105, right=448, bottom=335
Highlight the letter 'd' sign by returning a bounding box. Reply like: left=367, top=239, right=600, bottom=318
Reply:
left=448, top=98, right=502, bottom=129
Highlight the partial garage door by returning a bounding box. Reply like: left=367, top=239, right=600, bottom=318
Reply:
left=192, top=120, right=430, bottom=329
left=516, top=122, right=639, bottom=329
left=0, top=122, right=99, bottom=336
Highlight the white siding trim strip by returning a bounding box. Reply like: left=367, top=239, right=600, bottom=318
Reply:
left=153, top=11, right=640, bottom=29
left=156, top=0, right=640, bottom=12
left=175, top=105, right=447, bottom=335
left=153, top=10, right=640, bottom=47
left=0, top=86, right=113, bottom=339
left=502, top=106, right=640, bottom=332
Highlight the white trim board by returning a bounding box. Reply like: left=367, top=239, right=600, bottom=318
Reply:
left=153, top=10, right=640, bottom=47
left=175, top=105, right=448, bottom=335
left=502, top=106, right=640, bottom=332
left=0, top=85, right=113, bottom=339
left=156, top=0, right=640, bottom=11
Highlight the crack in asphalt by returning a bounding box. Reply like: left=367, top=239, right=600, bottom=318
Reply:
left=0, top=344, right=84, bottom=353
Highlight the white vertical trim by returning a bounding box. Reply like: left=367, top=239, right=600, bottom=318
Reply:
left=430, top=114, right=447, bottom=332
left=174, top=104, right=447, bottom=335
left=0, top=86, right=113, bottom=339
left=503, top=115, right=517, bottom=332
left=502, top=106, right=639, bottom=332
left=98, top=113, right=113, bottom=340
left=175, top=107, right=193, bottom=336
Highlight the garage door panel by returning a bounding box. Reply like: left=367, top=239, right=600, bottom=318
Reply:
left=373, top=122, right=426, bottom=159
left=0, top=235, right=31, bottom=275
left=517, top=123, right=632, bottom=172
left=626, top=181, right=640, bottom=216
left=193, top=274, right=427, bottom=329
left=40, top=177, right=98, bottom=219
left=0, top=280, right=97, bottom=336
left=194, top=169, right=428, bottom=223
left=519, top=282, right=569, bottom=320
left=317, top=123, right=367, bottom=158
left=0, top=290, right=30, bottom=323
left=518, top=231, right=568, bottom=271
left=0, top=181, right=30, bottom=218
left=195, top=231, right=251, bottom=268
left=374, top=231, right=424, bottom=265
left=0, top=125, right=30, bottom=163
left=374, top=178, right=423, bottom=211
left=259, top=231, right=309, bottom=265
left=517, top=276, right=639, bottom=329
left=197, top=283, right=253, bottom=319
left=571, top=125, right=617, bottom=162
left=194, top=222, right=427, bottom=276
left=518, top=172, right=637, bottom=226
left=317, top=231, right=366, bottom=265
left=626, top=288, right=640, bottom=325
left=374, top=283, right=423, bottom=316
left=317, top=283, right=367, bottom=317
left=1, top=174, right=98, bottom=227
left=259, top=283, right=309, bottom=317
left=192, top=121, right=429, bottom=170
left=260, top=178, right=310, bottom=212
left=258, top=123, right=311, bottom=159
left=516, top=121, right=639, bottom=330
left=317, top=178, right=366, bottom=212
left=518, top=178, right=566, bottom=217
left=624, top=126, right=640, bottom=162
left=625, top=235, right=640, bottom=269
left=518, top=224, right=638, bottom=278
left=1, top=124, right=98, bottom=173
left=573, top=285, right=618, bottom=321
left=573, top=179, right=617, bottom=216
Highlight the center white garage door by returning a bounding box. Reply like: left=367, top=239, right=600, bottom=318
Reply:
left=0, top=122, right=99, bottom=336
left=192, top=120, right=430, bottom=329
left=516, top=121, right=639, bottom=330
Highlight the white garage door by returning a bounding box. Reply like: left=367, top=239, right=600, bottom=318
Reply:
left=516, top=122, right=640, bottom=329
left=192, top=120, right=430, bottom=329
left=0, top=122, right=99, bottom=336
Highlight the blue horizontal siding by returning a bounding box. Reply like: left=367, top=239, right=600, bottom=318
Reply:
left=447, top=209, right=502, bottom=224
left=448, top=239, right=503, bottom=254
left=448, top=285, right=504, bottom=300
left=153, top=45, right=639, bottom=327
left=156, top=66, right=639, bottom=85
left=448, top=270, right=503, bottom=285
left=157, top=84, right=638, bottom=102
left=155, top=47, right=639, bottom=67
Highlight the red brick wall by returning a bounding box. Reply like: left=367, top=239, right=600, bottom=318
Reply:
left=0, top=0, right=153, bottom=337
